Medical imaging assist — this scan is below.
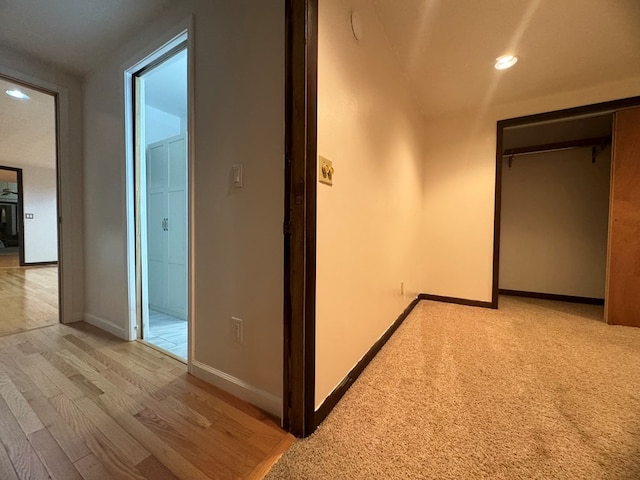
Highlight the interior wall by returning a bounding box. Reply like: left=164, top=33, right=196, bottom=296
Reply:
left=420, top=77, right=640, bottom=303
left=0, top=44, right=84, bottom=322
left=21, top=165, right=58, bottom=263
left=499, top=146, right=611, bottom=298
left=316, top=0, right=425, bottom=408
left=82, top=0, right=284, bottom=414
left=145, top=106, right=181, bottom=145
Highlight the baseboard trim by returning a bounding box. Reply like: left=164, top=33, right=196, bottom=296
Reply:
left=84, top=313, right=129, bottom=340
left=418, top=293, right=494, bottom=309
left=22, top=261, right=58, bottom=266
left=314, top=296, right=421, bottom=428
left=190, top=360, right=281, bottom=418
left=499, top=289, right=605, bottom=306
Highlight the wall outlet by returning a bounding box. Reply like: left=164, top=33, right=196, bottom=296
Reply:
left=231, top=317, right=243, bottom=344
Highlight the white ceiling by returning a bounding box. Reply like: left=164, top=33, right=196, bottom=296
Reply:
left=144, top=49, right=188, bottom=118
left=0, top=0, right=175, bottom=76
left=0, top=78, right=56, bottom=170
left=1, top=1, right=639, bottom=130
left=372, top=0, right=640, bottom=117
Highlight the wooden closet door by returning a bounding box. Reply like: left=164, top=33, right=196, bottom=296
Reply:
left=606, top=107, right=640, bottom=327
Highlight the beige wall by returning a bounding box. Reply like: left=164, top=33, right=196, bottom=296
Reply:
left=83, top=0, right=284, bottom=415
left=316, top=0, right=425, bottom=408
left=0, top=45, right=84, bottom=323
left=420, top=77, right=640, bottom=303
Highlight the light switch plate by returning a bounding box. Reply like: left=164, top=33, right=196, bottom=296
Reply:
left=319, top=156, right=334, bottom=186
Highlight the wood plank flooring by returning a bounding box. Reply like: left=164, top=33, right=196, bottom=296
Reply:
left=0, top=322, right=294, bottom=479
left=0, top=266, right=58, bottom=337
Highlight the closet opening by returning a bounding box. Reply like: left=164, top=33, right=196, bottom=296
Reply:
left=493, top=96, right=640, bottom=326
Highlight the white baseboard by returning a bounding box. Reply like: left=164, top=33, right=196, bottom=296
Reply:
left=84, top=313, right=129, bottom=341
left=190, top=360, right=281, bottom=418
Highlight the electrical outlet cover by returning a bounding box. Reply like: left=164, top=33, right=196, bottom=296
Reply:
left=319, top=156, right=334, bottom=186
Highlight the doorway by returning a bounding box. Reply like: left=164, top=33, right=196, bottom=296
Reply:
left=0, top=77, right=60, bottom=335
left=132, top=42, right=189, bottom=361
left=0, top=167, right=22, bottom=268
left=492, top=97, right=640, bottom=315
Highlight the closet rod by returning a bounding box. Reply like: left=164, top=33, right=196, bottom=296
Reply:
left=502, top=135, right=611, bottom=158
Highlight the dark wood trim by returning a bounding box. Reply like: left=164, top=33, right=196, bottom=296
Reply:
left=22, top=261, right=58, bottom=267
left=499, top=289, right=604, bottom=306
left=283, top=0, right=318, bottom=438
left=503, top=136, right=611, bottom=157
left=419, top=293, right=494, bottom=309
left=314, top=297, right=421, bottom=427
left=493, top=95, right=640, bottom=310
left=498, top=96, right=640, bottom=129
left=0, top=166, right=25, bottom=266
left=492, top=125, right=503, bottom=309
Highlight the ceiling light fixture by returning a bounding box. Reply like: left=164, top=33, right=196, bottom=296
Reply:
left=5, top=89, right=30, bottom=100
left=495, top=55, right=518, bottom=70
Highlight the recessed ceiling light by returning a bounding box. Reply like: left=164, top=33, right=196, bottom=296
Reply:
left=495, top=55, right=518, bottom=70
left=5, top=89, right=30, bottom=100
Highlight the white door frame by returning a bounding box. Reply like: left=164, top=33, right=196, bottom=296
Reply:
left=124, top=17, right=195, bottom=367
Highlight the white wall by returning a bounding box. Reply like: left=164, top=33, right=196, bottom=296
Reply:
left=316, top=0, right=425, bottom=408
left=499, top=147, right=611, bottom=298
left=83, top=0, right=284, bottom=415
left=22, top=165, right=58, bottom=263
left=145, top=105, right=181, bottom=145
left=420, top=77, right=640, bottom=303
left=0, top=44, right=84, bottom=322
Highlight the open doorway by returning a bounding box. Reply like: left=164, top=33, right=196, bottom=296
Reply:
left=131, top=41, right=189, bottom=361
left=0, top=77, right=59, bottom=335
left=499, top=113, right=613, bottom=305
left=493, top=97, right=640, bottom=320
left=0, top=167, right=22, bottom=267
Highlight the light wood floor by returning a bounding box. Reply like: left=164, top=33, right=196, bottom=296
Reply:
left=0, top=251, right=20, bottom=268
left=0, top=321, right=294, bottom=479
left=0, top=266, right=58, bottom=337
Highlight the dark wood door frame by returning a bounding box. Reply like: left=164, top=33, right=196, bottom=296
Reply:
left=0, top=166, right=25, bottom=265
left=492, top=95, right=640, bottom=307
left=283, top=0, right=318, bottom=438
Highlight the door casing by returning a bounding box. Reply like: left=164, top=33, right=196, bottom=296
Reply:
left=492, top=96, right=640, bottom=309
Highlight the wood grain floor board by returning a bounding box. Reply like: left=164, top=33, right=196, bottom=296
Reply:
left=0, top=371, right=44, bottom=436
left=0, top=266, right=59, bottom=337
left=136, top=455, right=182, bottom=480
left=0, top=440, right=20, bottom=480
left=134, top=406, right=235, bottom=480
left=49, top=394, right=148, bottom=480
left=133, top=390, right=263, bottom=475
left=0, top=321, right=293, bottom=479
left=0, top=394, right=50, bottom=479
left=63, top=334, right=168, bottom=401
left=74, top=453, right=117, bottom=480
left=24, top=389, right=92, bottom=463
left=95, top=394, right=211, bottom=480
left=28, top=427, right=84, bottom=480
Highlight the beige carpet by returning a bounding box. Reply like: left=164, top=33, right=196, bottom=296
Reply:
left=266, top=296, right=640, bottom=479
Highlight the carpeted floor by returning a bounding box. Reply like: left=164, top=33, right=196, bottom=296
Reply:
left=266, top=296, right=640, bottom=479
